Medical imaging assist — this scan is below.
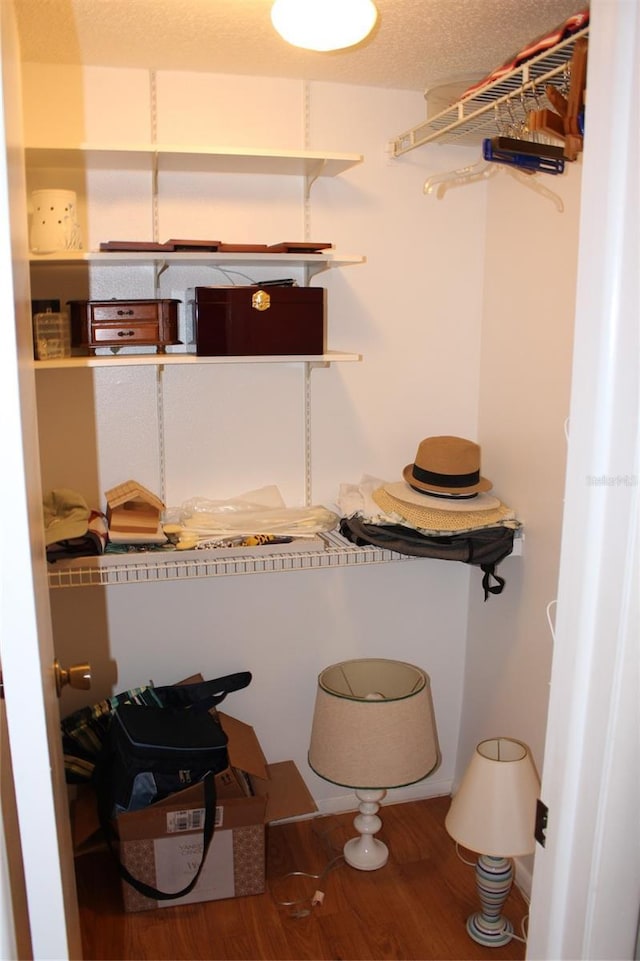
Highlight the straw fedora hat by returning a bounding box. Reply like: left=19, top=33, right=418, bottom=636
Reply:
left=402, top=435, right=492, bottom=495
left=372, top=486, right=515, bottom=534
left=383, top=480, right=500, bottom=512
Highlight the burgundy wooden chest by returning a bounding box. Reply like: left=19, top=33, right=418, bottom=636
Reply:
left=68, top=299, right=181, bottom=355
left=190, top=285, right=325, bottom=356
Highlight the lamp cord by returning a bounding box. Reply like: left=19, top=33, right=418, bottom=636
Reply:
left=455, top=841, right=476, bottom=866
left=270, top=815, right=346, bottom=918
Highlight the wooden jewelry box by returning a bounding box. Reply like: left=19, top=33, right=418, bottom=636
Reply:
left=189, top=285, right=325, bottom=356
left=68, top=299, right=181, bottom=355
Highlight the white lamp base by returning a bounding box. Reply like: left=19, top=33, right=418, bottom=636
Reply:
left=343, top=789, right=389, bottom=871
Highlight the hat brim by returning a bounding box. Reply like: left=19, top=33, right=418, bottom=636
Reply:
left=44, top=516, right=90, bottom=546
left=383, top=481, right=500, bottom=512
left=43, top=488, right=91, bottom=546
left=373, top=487, right=515, bottom=533
left=402, top=463, right=492, bottom=495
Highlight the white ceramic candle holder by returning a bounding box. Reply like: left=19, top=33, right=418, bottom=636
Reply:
left=30, top=189, right=83, bottom=253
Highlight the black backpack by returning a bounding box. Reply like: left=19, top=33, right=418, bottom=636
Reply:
left=339, top=517, right=516, bottom=600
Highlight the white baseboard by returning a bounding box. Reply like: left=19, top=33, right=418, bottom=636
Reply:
left=309, top=776, right=454, bottom=817
left=514, top=856, right=534, bottom=901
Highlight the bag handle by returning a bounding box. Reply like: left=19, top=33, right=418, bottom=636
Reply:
left=98, top=772, right=217, bottom=902
left=154, top=671, right=252, bottom=713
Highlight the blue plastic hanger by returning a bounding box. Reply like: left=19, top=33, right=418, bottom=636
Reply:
left=482, top=138, right=565, bottom=175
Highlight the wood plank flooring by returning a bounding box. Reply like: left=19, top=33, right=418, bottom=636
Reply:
left=75, top=796, right=528, bottom=960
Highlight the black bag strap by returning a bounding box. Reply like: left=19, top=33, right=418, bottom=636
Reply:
left=480, top=564, right=507, bottom=601
left=153, top=672, right=252, bottom=713
left=98, top=772, right=217, bottom=902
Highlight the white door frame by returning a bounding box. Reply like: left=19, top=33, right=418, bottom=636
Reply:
left=0, top=1, right=81, bottom=957
left=527, top=1, right=640, bottom=958
left=1, top=1, right=638, bottom=958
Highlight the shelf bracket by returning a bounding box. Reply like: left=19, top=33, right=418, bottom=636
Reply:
left=155, top=259, right=170, bottom=278
left=304, top=159, right=328, bottom=200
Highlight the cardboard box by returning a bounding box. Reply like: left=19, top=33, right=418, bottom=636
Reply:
left=71, top=711, right=317, bottom=913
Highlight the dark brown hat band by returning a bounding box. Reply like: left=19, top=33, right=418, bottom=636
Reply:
left=411, top=465, right=481, bottom=489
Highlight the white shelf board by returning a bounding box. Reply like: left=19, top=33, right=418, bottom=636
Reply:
left=29, top=250, right=365, bottom=269
left=33, top=350, right=362, bottom=370
left=25, top=144, right=363, bottom=177
left=47, top=532, right=415, bottom=588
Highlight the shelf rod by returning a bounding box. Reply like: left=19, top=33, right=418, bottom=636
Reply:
left=304, top=362, right=312, bottom=507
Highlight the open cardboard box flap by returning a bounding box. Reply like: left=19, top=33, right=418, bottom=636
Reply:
left=258, top=760, right=316, bottom=822
left=216, top=710, right=268, bottom=780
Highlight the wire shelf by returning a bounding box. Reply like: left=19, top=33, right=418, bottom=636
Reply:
left=390, top=27, right=588, bottom=155
left=46, top=532, right=415, bottom=588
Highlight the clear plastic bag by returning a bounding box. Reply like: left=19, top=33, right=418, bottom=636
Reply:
left=164, top=486, right=339, bottom=548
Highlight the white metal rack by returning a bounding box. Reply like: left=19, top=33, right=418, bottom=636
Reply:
left=46, top=531, right=416, bottom=589
left=389, top=26, right=588, bottom=155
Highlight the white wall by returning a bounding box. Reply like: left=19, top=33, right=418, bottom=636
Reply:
left=25, top=65, right=494, bottom=810
left=455, top=160, right=583, bottom=893
left=458, top=160, right=583, bottom=773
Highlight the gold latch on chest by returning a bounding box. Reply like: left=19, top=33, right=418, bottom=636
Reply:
left=252, top=289, right=271, bottom=312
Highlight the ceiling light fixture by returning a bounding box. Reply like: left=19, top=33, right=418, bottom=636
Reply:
left=271, top=0, right=378, bottom=53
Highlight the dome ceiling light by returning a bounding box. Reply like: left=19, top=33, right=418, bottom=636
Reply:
left=270, top=0, right=378, bottom=53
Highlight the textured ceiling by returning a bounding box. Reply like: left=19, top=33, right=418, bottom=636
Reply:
left=14, top=0, right=588, bottom=93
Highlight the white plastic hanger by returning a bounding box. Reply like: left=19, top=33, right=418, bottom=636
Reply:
left=423, top=160, right=496, bottom=197
left=423, top=159, right=564, bottom=213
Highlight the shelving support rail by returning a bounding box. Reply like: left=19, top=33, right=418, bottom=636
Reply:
left=388, top=27, right=589, bottom=156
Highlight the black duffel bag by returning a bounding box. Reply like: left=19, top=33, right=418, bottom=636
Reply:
left=93, top=671, right=251, bottom=901
left=62, top=671, right=251, bottom=785
left=105, top=699, right=230, bottom=816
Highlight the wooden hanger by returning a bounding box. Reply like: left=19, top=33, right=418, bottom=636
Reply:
left=563, top=37, right=588, bottom=160
left=527, top=37, right=588, bottom=161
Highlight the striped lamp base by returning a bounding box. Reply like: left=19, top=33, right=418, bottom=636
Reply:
left=466, top=854, right=514, bottom=947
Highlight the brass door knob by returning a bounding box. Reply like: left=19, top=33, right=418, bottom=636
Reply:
left=54, top=659, right=91, bottom=697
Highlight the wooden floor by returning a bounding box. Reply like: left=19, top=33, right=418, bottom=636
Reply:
left=75, top=796, right=528, bottom=961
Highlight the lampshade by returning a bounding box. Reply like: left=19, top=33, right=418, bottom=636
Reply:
left=309, top=658, right=438, bottom=871
left=445, top=737, right=540, bottom=857
left=271, top=0, right=378, bottom=53
left=308, top=658, right=438, bottom=790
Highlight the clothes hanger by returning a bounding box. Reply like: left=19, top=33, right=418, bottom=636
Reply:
left=483, top=136, right=566, bottom=174
left=423, top=160, right=497, bottom=197
left=424, top=89, right=564, bottom=211
left=527, top=37, right=588, bottom=161
left=503, top=166, right=564, bottom=213
left=423, top=158, right=564, bottom=212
